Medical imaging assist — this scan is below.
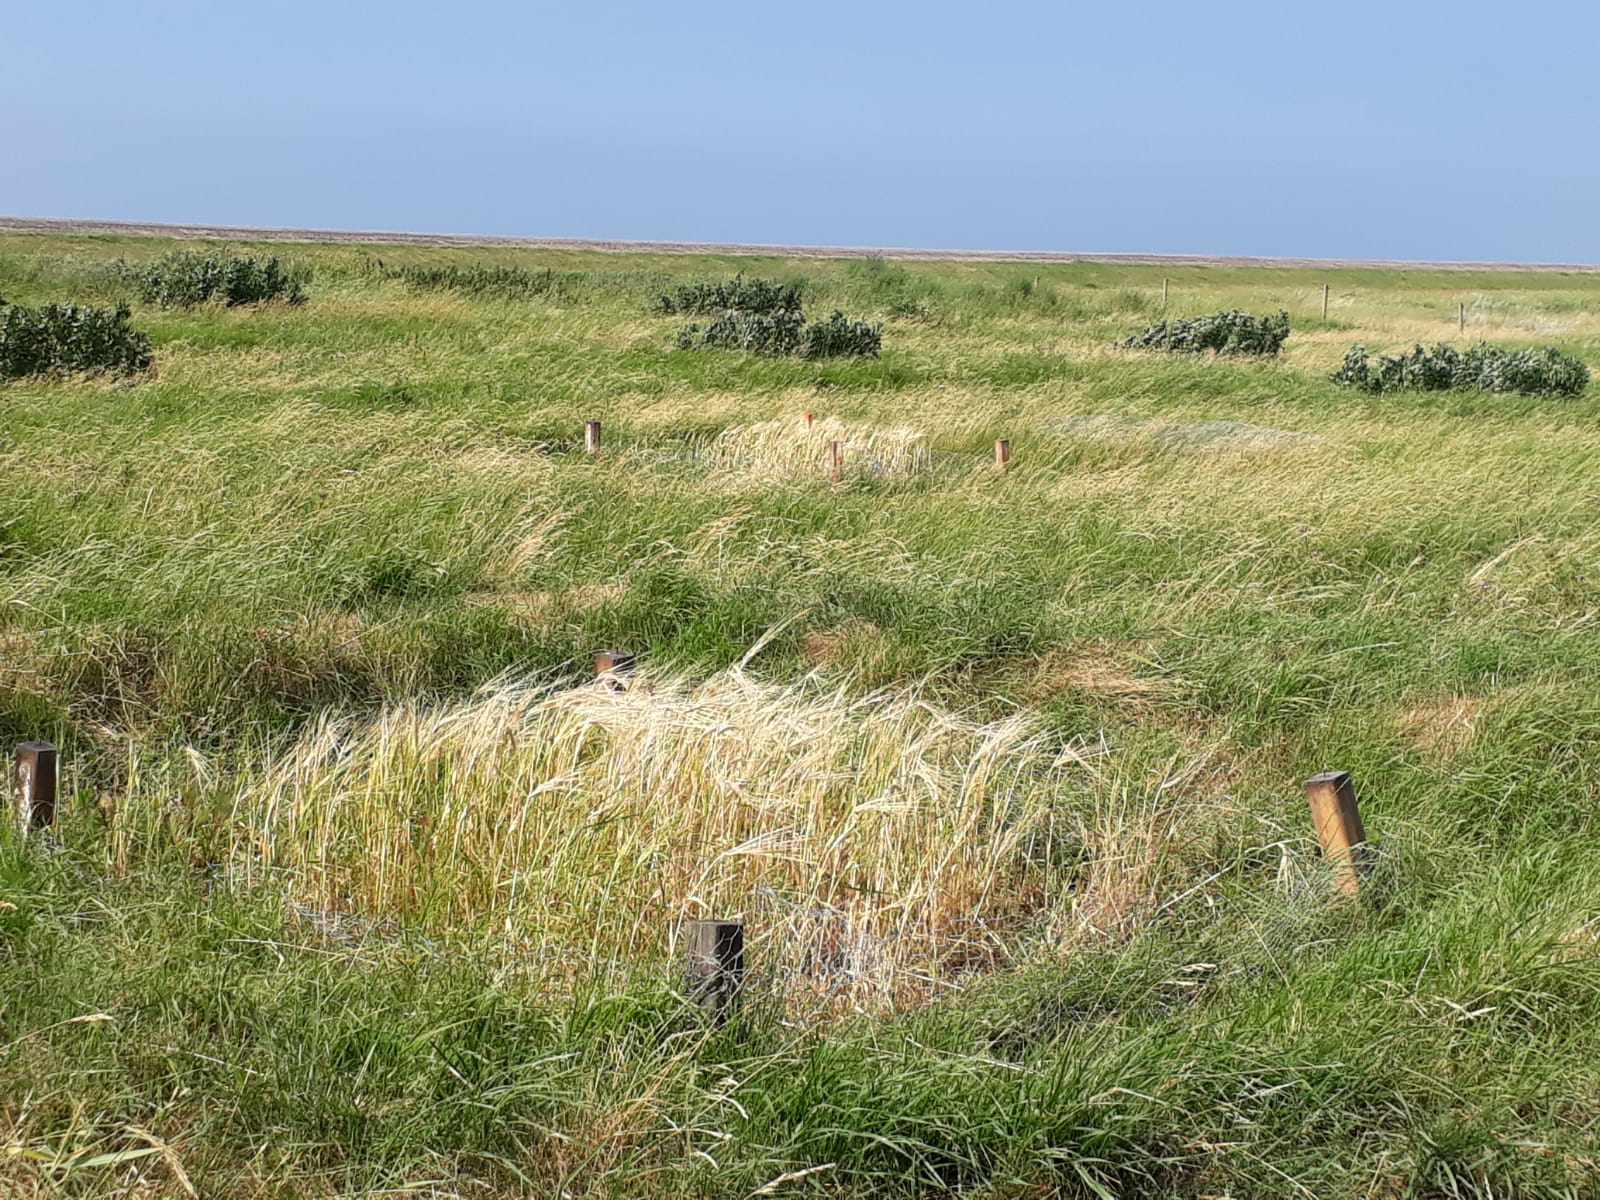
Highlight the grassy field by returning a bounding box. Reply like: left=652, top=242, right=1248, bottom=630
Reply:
left=3, top=232, right=1600, bottom=1198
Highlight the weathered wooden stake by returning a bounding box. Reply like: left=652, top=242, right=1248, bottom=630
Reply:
left=1162, top=277, right=1169, bottom=306
left=1322, top=283, right=1330, bottom=320
left=994, top=438, right=1011, bottom=471
left=15, top=741, right=57, bottom=833
left=1303, top=770, right=1367, bottom=898
left=684, top=919, right=745, bottom=1024
left=805, top=412, right=814, bottom=427
left=584, top=420, right=602, bottom=454
left=1458, top=302, right=1466, bottom=334
left=594, top=650, right=636, bottom=691
left=827, top=440, right=843, bottom=482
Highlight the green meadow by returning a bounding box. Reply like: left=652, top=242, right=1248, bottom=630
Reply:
left=3, top=232, right=1600, bottom=1198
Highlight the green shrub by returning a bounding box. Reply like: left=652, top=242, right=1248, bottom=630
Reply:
left=384, top=263, right=573, bottom=301
left=1121, top=309, right=1290, bottom=356
left=0, top=297, right=153, bottom=379
left=1332, top=341, right=1589, bottom=396
left=676, top=309, right=881, bottom=359
left=802, top=310, right=882, bottom=358
left=677, top=310, right=806, bottom=356
left=656, top=275, right=803, bottom=315
left=666, top=275, right=878, bottom=359
left=134, top=251, right=307, bottom=308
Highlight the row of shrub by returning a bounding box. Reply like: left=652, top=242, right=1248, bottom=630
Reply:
left=0, top=297, right=153, bottom=379
left=655, top=274, right=803, bottom=315
left=382, top=263, right=574, bottom=301
left=675, top=309, right=882, bottom=358
left=1331, top=341, right=1590, bottom=397
left=666, top=275, right=881, bottom=359
left=1121, top=309, right=1291, bottom=356
left=126, top=251, right=307, bottom=308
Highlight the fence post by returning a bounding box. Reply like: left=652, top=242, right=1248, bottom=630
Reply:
left=584, top=420, right=602, bottom=455
left=1303, top=770, right=1367, bottom=898
left=994, top=439, right=1011, bottom=471
left=827, top=440, right=843, bottom=482
left=1322, top=283, right=1330, bottom=320
left=684, top=918, right=745, bottom=1024
left=595, top=650, right=636, bottom=691
left=805, top=412, right=814, bottom=427
left=1162, top=278, right=1169, bottom=307
left=1458, top=302, right=1466, bottom=334
left=15, top=742, right=57, bottom=834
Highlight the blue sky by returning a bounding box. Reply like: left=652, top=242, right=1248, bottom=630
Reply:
left=5, top=1, right=1594, bottom=260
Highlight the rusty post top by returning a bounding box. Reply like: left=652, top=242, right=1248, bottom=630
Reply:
left=1303, top=770, right=1350, bottom=789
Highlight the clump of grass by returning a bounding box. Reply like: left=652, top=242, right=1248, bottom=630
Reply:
left=0, top=297, right=153, bottom=378
left=1332, top=340, right=1590, bottom=396
left=701, top=415, right=930, bottom=480
left=1121, top=309, right=1289, bottom=356
left=130, top=251, right=308, bottom=307
left=383, top=262, right=575, bottom=300
left=184, top=668, right=1103, bottom=1010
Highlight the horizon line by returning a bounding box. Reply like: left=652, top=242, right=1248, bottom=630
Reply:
left=4, top=215, right=1597, bottom=274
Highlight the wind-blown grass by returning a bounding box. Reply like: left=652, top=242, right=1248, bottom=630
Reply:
left=4, top=231, right=1600, bottom=1196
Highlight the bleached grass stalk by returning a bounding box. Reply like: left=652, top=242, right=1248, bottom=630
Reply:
left=700, top=415, right=931, bottom=481
left=222, top=668, right=1091, bottom=1008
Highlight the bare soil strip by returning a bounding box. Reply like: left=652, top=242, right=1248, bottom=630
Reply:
left=3, top=215, right=1596, bottom=272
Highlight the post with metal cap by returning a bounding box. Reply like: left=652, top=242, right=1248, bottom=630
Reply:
left=684, top=918, right=745, bottom=1025
left=584, top=420, right=602, bottom=455
left=1303, top=770, right=1367, bottom=898
left=594, top=650, right=636, bottom=692
left=15, top=741, right=58, bottom=834
left=827, top=440, right=843, bottom=483
left=994, top=439, right=1011, bottom=471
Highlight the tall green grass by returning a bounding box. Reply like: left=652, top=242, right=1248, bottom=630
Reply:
left=2, top=233, right=1600, bottom=1196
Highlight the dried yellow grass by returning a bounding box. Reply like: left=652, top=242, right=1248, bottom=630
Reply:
left=700, top=415, right=931, bottom=482
left=215, top=669, right=1099, bottom=1009
left=202, top=665, right=1238, bottom=1011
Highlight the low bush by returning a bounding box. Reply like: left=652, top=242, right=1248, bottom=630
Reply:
left=1121, top=309, right=1290, bottom=356
left=677, top=310, right=806, bottom=356
left=133, top=251, right=307, bottom=307
left=656, top=275, right=803, bottom=315
left=1332, top=341, right=1590, bottom=397
left=676, top=309, right=882, bottom=359
left=384, top=263, right=573, bottom=301
left=667, top=275, right=879, bottom=359
left=0, top=297, right=153, bottom=379
left=802, top=309, right=883, bottom=358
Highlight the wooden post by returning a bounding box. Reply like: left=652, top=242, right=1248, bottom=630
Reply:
left=1458, top=302, right=1466, bottom=334
left=827, top=440, right=843, bottom=482
left=994, top=438, right=1011, bottom=471
left=1322, top=283, right=1330, bottom=320
left=805, top=412, right=814, bottom=427
left=684, top=919, right=745, bottom=1024
left=15, top=741, right=57, bottom=833
left=1303, top=770, right=1367, bottom=898
left=595, top=650, right=635, bottom=691
left=584, top=420, right=602, bottom=455
left=1162, top=278, right=1169, bottom=307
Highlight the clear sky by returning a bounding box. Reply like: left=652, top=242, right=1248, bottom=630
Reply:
left=5, top=0, right=1595, bottom=261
